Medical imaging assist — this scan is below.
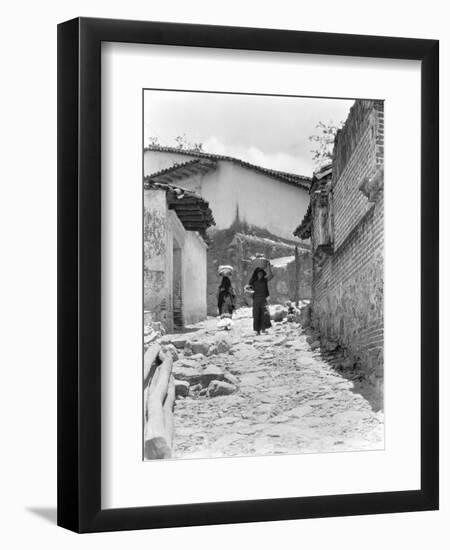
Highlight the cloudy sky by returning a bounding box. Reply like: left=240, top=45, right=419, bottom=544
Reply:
left=144, top=90, right=354, bottom=176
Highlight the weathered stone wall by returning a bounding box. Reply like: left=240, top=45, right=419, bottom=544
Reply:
left=144, top=189, right=208, bottom=331
left=271, top=254, right=312, bottom=306
left=206, top=221, right=311, bottom=314
left=311, top=100, right=384, bottom=395
left=144, top=189, right=172, bottom=329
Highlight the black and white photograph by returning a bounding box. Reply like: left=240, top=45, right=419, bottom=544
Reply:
left=142, top=90, right=384, bottom=460
left=0, top=0, right=444, bottom=542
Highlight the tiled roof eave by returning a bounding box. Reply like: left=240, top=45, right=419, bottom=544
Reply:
left=145, top=145, right=311, bottom=190
left=293, top=202, right=312, bottom=239
left=144, top=180, right=215, bottom=233
left=145, top=158, right=217, bottom=183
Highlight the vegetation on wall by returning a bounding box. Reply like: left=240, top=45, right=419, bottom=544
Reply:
left=148, top=134, right=204, bottom=152
left=308, top=120, right=344, bottom=170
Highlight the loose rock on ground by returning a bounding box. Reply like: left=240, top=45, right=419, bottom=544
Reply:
left=150, top=306, right=384, bottom=459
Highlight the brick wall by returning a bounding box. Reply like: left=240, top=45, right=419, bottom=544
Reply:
left=311, top=99, right=384, bottom=394
left=333, top=100, right=384, bottom=248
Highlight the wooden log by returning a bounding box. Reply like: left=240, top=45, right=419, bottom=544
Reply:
left=143, top=385, right=149, bottom=423
left=144, top=350, right=174, bottom=460
left=162, top=375, right=176, bottom=447
left=143, top=343, right=161, bottom=387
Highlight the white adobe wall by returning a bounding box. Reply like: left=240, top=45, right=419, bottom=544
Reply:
left=144, top=151, right=310, bottom=241
left=182, top=231, right=208, bottom=325
left=197, top=162, right=309, bottom=241
left=166, top=211, right=208, bottom=326
left=143, top=187, right=208, bottom=329
left=144, top=149, right=199, bottom=174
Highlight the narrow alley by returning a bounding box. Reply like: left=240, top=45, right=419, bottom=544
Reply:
left=157, top=308, right=384, bottom=460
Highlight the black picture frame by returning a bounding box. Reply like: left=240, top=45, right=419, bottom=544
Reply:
left=57, top=17, right=439, bottom=533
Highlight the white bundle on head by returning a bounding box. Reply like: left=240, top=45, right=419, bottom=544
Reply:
left=251, top=254, right=268, bottom=270
left=218, top=264, right=234, bottom=277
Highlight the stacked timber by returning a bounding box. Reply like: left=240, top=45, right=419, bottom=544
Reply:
left=143, top=344, right=175, bottom=459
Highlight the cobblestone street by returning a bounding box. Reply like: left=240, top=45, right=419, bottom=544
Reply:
left=166, top=308, right=384, bottom=459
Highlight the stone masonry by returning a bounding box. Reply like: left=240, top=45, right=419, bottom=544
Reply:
left=309, top=100, right=384, bottom=398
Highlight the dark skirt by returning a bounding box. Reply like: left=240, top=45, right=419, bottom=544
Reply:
left=253, top=297, right=271, bottom=332
left=218, top=290, right=235, bottom=315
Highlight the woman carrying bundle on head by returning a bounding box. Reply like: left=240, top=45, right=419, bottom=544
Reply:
left=217, top=265, right=236, bottom=317
left=248, top=258, right=274, bottom=335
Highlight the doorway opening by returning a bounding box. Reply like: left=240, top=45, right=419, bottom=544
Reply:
left=173, top=240, right=183, bottom=328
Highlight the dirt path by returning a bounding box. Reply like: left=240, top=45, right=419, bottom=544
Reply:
left=170, top=308, right=384, bottom=459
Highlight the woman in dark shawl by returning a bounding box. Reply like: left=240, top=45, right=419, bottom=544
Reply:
left=217, top=274, right=236, bottom=316
left=248, top=263, right=273, bottom=334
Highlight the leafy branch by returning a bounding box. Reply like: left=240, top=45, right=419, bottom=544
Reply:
left=148, top=134, right=203, bottom=152
left=308, top=120, right=344, bottom=170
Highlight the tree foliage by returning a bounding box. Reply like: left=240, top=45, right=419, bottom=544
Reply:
left=147, top=136, right=161, bottom=147
left=308, top=120, right=344, bottom=170
left=148, top=134, right=203, bottom=152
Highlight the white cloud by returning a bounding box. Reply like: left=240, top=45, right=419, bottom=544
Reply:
left=144, top=90, right=354, bottom=176
left=202, top=137, right=312, bottom=176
